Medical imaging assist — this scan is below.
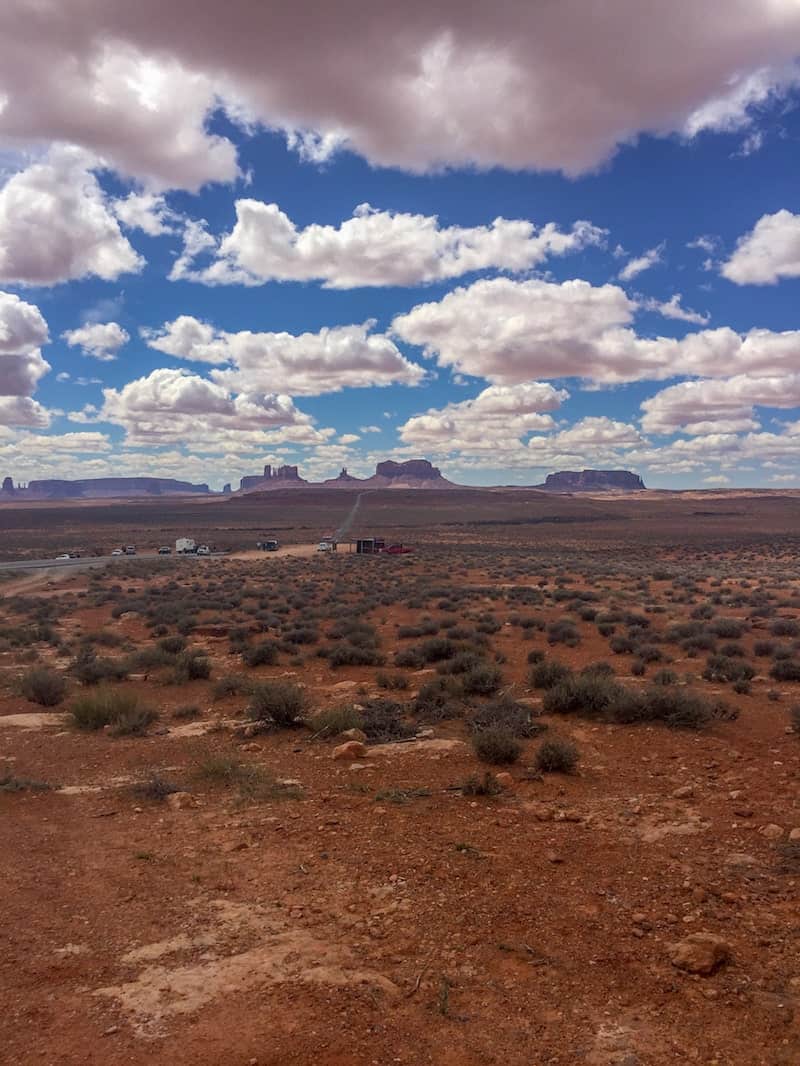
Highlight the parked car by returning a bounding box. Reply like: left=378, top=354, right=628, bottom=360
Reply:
left=111, top=549, right=123, bottom=556
left=157, top=546, right=172, bottom=555
left=125, top=545, right=136, bottom=555
left=68, top=551, right=81, bottom=558
left=55, top=553, right=71, bottom=560
left=317, top=540, right=333, bottom=552
left=196, top=544, right=211, bottom=556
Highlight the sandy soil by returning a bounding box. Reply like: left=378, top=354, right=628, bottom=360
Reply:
left=1, top=513, right=800, bottom=1065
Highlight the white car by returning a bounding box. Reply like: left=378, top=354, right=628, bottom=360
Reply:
left=55, top=553, right=71, bottom=560
left=196, top=544, right=211, bottom=556
left=317, top=541, right=333, bottom=552
left=111, top=548, right=124, bottom=556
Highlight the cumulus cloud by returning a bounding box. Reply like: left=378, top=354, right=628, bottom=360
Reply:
left=144, top=316, right=426, bottom=395
left=1, top=2, right=798, bottom=183
left=62, top=321, right=130, bottom=361
left=392, top=277, right=800, bottom=386
left=721, top=209, right=800, bottom=285
left=113, top=192, right=179, bottom=236
left=619, top=244, right=663, bottom=281
left=0, top=290, right=50, bottom=425
left=0, top=291, right=49, bottom=354
left=171, top=200, right=607, bottom=287
left=641, top=374, right=800, bottom=435
left=399, top=382, right=568, bottom=456
left=0, top=148, right=143, bottom=285
left=98, top=366, right=331, bottom=448
left=642, top=293, right=709, bottom=326
left=0, top=396, right=50, bottom=429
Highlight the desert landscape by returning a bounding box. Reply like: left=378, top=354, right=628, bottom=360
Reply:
left=2, top=489, right=800, bottom=1065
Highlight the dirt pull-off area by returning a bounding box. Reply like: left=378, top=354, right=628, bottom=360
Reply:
left=2, top=521, right=800, bottom=1064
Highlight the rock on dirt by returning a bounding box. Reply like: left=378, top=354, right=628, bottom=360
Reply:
left=166, top=792, right=197, bottom=811
left=339, top=728, right=367, bottom=743
left=332, top=741, right=367, bottom=761
left=669, top=933, right=732, bottom=975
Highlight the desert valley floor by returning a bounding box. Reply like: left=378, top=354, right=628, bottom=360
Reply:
left=1, top=489, right=800, bottom=1065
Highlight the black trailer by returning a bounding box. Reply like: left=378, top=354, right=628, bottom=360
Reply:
left=355, top=537, right=386, bottom=554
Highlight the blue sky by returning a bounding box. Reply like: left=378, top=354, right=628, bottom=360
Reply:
left=2, top=2, right=800, bottom=490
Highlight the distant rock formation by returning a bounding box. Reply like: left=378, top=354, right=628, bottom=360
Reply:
left=364, top=459, right=455, bottom=489
left=5, top=477, right=211, bottom=500
left=540, top=469, right=645, bottom=493
left=238, top=457, right=458, bottom=493
left=239, top=464, right=308, bottom=492
left=222, top=483, right=232, bottom=495
left=1, top=476, right=15, bottom=496
left=321, top=467, right=364, bottom=488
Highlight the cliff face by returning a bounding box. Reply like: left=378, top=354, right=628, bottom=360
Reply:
left=374, top=459, right=442, bottom=480
left=541, top=469, right=645, bottom=492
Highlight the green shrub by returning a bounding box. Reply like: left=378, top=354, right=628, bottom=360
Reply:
left=770, top=659, right=800, bottom=682
left=70, top=689, right=157, bottom=734
left=247, top=680, right=307, bottom=728
left=375, top=671, right=410, bottom=691
left=469, top=695, right=544, bottom=738
left=19, top=666, right=67, bottom=706
left=461, top=662, right=503, bottom=696
left=327, top=642, right=384, bottom=667
left=72, top=649, right=129, bottom=686
left=702, top=655, right=754, bottom=684
left=359, top=698, right=414, bottom=741
left=547, top=619, right=580, bottom=646
left=413, top=676, right=463, bottom=722
left=472, top=727, right=522, bottom=765
left=309, top=705, right=364, bottom=736
left=771, top=618, right=800, bottom=638
left=461, top=771, right=502, bottom=796
left=242, top=641, right=278, bottom=667
left=158, top=635, right=187, bottom=655
left=131, top=773, right=179, bottom=801
left=535, top=737, right=579, bottom=774
left=530, top=659, right=574, bottom=690
left=172, top=704, right=201, bottom=720
left=172, top=650, right=211, bottom=683
left=212, top=674, right=251, bottom=700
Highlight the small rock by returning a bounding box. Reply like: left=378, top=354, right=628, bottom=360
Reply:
left=545, top=851, right=564, bottom=864
left=669, top=933, right=731, bottom=975
left=340, top=728, right=367, bottom=743
left=760, top=823, right=784, bottom=841
left=495, top=772, right=514, bottom=790
left=788, top=828, right=800, bottom=842
left=166, top=791, right=197, bottom=811
left=241, top=742, right=262, bottom=752
left=672, top=785, right=694, bottom=800
left=333, top=741, right=367, bottom=760
left=102, top=1026, right=119, bottom=1036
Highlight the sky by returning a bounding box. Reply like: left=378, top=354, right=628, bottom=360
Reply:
left=2, top=2, right=800, bottom=491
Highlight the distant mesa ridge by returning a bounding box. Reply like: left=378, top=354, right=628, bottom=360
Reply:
left=538, top=469, right=646, bottom=492
left=0, top=463, right=645, bottom=500
left=238, top=458, right=455, bottom=492
left=0, top=476, right=210, bottom=500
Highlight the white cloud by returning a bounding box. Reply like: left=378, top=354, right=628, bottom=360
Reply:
left=2, top=3, right=799, bottom=183
left=642, top=293, right=709, bottom=326
left=360, top=425, right=381, bottom=434
left=641, top=374, right=800, bottom=435
left=0, top=395, right=50, bottom=429
left=338, top=433, right=360, bottom=444
left=619, top=244, right=663, bottom=281
left=171, top=200, right=606, bottom=288
left=399, top=381, right=567, bottom=456
left=0, top=291, right=49, bottom=354
left=703, top=474, right=731, bottom=485
left=0, top=148, right=143, bottom=285
left=0, top=291, right=50, bottom=424
left=62, top=321, right=130, bottom=361
left=97, top=366, right=331, bottom=449
left=113, top=192, right=178, bottom=236
left=721, top=209, right=800, bottom=285
left=144, top=316, right=426, bottom=395
left=392, top=277, right=800, bottom=386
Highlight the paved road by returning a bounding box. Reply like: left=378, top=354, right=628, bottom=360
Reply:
left=0, top=552, right=210, bottom=573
